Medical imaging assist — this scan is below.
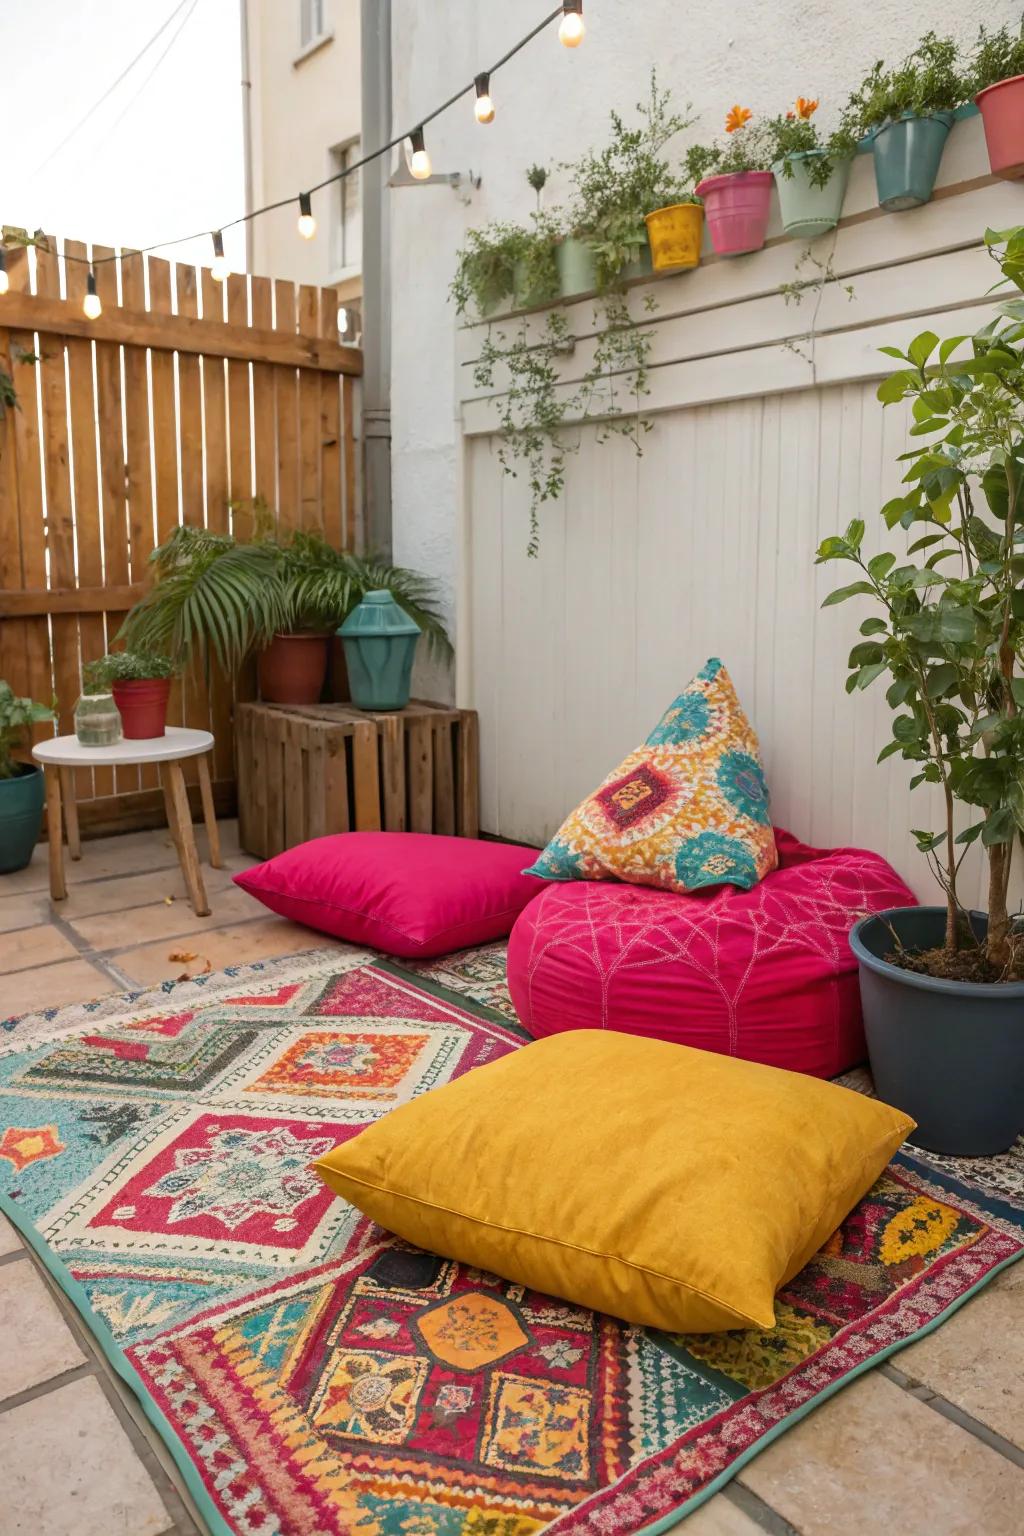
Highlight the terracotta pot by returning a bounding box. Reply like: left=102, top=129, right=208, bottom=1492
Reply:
left=111, top=677, right=172, bottom=739
left=258, top=634, right=329, bottom=705
left=976, top=75, right=1024, bottom=179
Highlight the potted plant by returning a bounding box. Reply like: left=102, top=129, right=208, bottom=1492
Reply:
left=768, top=97, right=852, bottom=239
left=970, top=20, right=1024, bottom=180
left=835, top=32, right=966, bottom=211
left=688, top=108, right=776, bottom=256
left=450, top=216, right=559, bottom=318
left=84, top=651, right=177, bottom=739
left=118, top=521, right=451, bottom=705
left=815, top=226, right=1024, bottom=1156
left=0, top=681, right=53, bottom=873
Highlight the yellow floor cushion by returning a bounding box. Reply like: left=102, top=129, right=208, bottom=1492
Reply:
left=315, top=1031, right=913, bottom=1333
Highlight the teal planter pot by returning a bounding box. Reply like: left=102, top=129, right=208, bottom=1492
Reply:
left=0, top=763, right=45, bottom=874
left=872, top=112, right=954, bottom=211
left=773, top=150, right=851, bottom=238
left=339, top=590, right=421, bottom=712
left=556, top=237, right=597, bottom=299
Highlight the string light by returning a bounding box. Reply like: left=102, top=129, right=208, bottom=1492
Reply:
left=474, top=72, right=495, bottom=124
left=82, top=269, right=102, bottom=319
left=558, top=0, right=584, bottom=47
left=297, top=191, right=317, bottom=240
left=210, top=229, right=230, bottom=282
left=0, top=251, right=8, bottom=297
left=408, top=126, right=432, bottom=180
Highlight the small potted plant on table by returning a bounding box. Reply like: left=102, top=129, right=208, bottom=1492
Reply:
left=836, top=32, right=966, bottom=211
left=971, top=19, right=1024, bottom=180
left=816, top=227, right=1024, bottom=1156
left=689, top=107, right=775, bottom=257
left=84, top=651, right=176, bottom=739
left=769, top=96, right=852, bottom=239
left=0, top=681, right=53, bottom=873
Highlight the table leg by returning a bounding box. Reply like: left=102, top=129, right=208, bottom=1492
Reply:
left=162, top=760, right=210, bottom=917
left=43, top=766, right=67, bottom=902
left=197, top=752, right=223, bottom=868
left=58, top=766, right=81, bottom=860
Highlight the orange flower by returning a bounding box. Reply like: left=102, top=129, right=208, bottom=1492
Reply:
left=794, top=96, right=819, bottom=120
left=725, top=104, right=752, bottom=134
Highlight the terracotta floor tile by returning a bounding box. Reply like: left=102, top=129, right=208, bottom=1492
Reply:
left=0, top=1376, right=172, bottom=1536
left=70, top=883, right=258, bottom=951
left=1, top=958, right=117, bottom=1019
left=0, top=1262, right=86, bottom=1400
left=739, top=1370, right=1024, bottom=1535
left=114, top=916, right=340, bottom=987
left=0, top=890, right=49, bottom=934
left=0, top=923, right=79, bottom=975
left=899, top=1258, right=1024, bottom=1449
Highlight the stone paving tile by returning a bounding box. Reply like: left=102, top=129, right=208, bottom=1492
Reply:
left=739, top=1370, right=1024, bottom=1535
left=0, top=889, right=49, bottom=934
left=899, top=1256, right=1024, bottom=1450
left=0, top=922, right=79, bottom=975
left=72, top=883, right=259, bottom=951
left=0, top=1260, right=86, bottom=1400
left=114, top=915, right=340, bottom=986
left=664, top=1494, right=766, bottom=1533
left=0, top=1375, right=173, bottom=1536
left=0, top=1212, right=24, bottom=1258
left=1, top=956, right=118, bottom=1018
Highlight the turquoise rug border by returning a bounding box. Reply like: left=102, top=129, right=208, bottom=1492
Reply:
left=2, top=951, right=1021, bottom=1535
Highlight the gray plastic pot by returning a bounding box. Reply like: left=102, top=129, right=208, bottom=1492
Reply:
left=850, top=907, right=1024, bottom=1157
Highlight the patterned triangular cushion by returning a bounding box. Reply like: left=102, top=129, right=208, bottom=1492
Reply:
left=525, top=659, right=778, bottom=893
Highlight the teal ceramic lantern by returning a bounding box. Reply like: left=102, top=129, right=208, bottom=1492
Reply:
left=339, top=590, right=421, bottom=711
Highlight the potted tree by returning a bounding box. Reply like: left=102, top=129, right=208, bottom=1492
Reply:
left=835, top=32, right=966, bottom=211
left=688, top=108, right=776, bottom=256
left=971, top=20, right=1024, bottom=180
left=83, top=651, right=176, bottom=739
left=816, top=225, right=1024, bottom=1156
left=768, top=96, right=852, bottom=239
left=0, top=681, right=53, bottom=873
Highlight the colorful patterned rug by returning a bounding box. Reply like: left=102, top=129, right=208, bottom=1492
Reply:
left=2, top=942, right=1023, bottom=1536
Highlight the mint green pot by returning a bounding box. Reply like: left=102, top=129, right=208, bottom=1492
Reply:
left=556, top=237, right=597, bottom=298
left=0, top=763, right=45, bottom=873
left=872, top=112, right=954, bottom=211
left=773, top=150, right=851, bottom=237
left=622, top=237, right=654, bottom=282
left=339, top=590, right=421, bottom=712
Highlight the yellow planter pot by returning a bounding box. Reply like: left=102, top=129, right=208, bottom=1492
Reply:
left=644, top=202, right=704, bottom=272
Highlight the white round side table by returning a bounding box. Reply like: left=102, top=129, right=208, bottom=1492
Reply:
left=32, top=728, right=221, bottom=916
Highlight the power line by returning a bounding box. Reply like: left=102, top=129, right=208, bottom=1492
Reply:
left=99, top=0, right=202, bottom=143
left=30, top=0, right=198, bottom=180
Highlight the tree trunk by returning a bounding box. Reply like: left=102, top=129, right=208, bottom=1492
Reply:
left=986, top=842, right=1012, bottom=970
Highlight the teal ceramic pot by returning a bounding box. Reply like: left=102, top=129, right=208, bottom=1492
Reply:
left=0, top=763, right=45, bottom=873
left=556, top=237, right=597, bottom=298
left=872, top=112, right=954, bottom=211
left=621, top=237, right=654, bottom=282
left=773, top=150, right=851, bottom=238
left=339, top=590, right=422, bottom=712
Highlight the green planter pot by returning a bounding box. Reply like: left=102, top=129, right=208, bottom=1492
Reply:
left=556, top=237, right=597, bottom=299
left=872, top=112, right=954, bottom=211
left=512, top=255, right=557, bottom=311
left=0, top=763, right=45, bottom=874
left=339, top=590, right=422, bottom=712
left=773, top=150, right=851, bottom=238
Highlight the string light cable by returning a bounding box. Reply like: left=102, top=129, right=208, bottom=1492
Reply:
left=8, top=1, right=575, bottom=308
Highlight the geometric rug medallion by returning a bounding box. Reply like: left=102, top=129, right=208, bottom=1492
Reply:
left=2, top=942, right=1023, bottom=1534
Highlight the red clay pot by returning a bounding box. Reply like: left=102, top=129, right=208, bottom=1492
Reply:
left=112, top=677, right=172, bottom=739
left=258, top=634, right=329, bottom=705
left=976, top=75, right=1024, bottom=180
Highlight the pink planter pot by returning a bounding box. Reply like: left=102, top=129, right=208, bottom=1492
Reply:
left=696, top=170, right=774, bottom=256
left=976, top=75, right=1024, bottom=180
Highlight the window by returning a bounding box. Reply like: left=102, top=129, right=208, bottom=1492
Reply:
left=331, top=139, right=362, bottom=274
left=300, top=0, right=327, bottom=49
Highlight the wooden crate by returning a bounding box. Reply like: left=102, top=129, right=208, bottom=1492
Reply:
left=236, top=699, right=479, bottom=859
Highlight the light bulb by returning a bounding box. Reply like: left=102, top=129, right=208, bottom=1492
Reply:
left=210, top=230, right=230, bottom=283
left=409, top=126, right=432, bottom=180
left=83, top=270, right=102, bottom=320
left=559, top=2, right=585, bottom=46
left=474, top=73, right=495, bottom=124
left=337, top=305, right=349, bottom=336
left=297, top=191, right=317, bottom=240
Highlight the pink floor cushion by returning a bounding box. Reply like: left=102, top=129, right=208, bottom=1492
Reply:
left=507, top=829, right=917, bottom=1078
left=234, top=832, right=542, bottom=959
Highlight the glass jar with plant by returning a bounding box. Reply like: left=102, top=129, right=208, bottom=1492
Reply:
left=970, top=19, right=1024, bottom=179
left=767, top=97, right=852, bottom=239
left=0, top=680, right=53, bottom=874
left=83, top=651, right=177, bottom=740
left=834, top=31, right=967, bottom=211
left=816, top=224, right=1024, bottom=1156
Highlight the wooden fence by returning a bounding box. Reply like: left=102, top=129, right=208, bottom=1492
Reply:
left=0, top=235, right=362, bottom=834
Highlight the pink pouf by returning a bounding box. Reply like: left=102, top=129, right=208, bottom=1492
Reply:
left=507, top=830, right=916, bottom=1079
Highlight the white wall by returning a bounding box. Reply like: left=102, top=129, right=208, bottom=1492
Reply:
left=389, top=0, right=1023, bottom=899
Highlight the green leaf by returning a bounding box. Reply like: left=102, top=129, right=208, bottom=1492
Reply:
left=982, top=807, right=1016, bottom=847
left=876, top=739, right=904, bottom=763
left=821, top=581, right=875, bottom=607
left=856, top=661, right=888, bottom=689
left=903, top=606, right=977, bottom=644
left=867, top=551, right=896, bottom=580
left=878, top=345, right=907, bottom=360
left=906, top=534, right=945, bottom=554
left=859, top=617, right=887, bottom=636
left=924, top=662, right=958, bottom=698
left=844, top=519, right=865, bottom=550
left=938, top=335, right=967, bottom=364
left=954, top=821, right=986, bottom=847
left=849, top=641, right=884, bottom=667
left=886, top=677, right=915, bottom=707
left=908, top=331, right=939, bottom=370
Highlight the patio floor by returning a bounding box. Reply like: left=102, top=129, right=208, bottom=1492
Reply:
left=1, top=822, right=1024, bottom=1536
